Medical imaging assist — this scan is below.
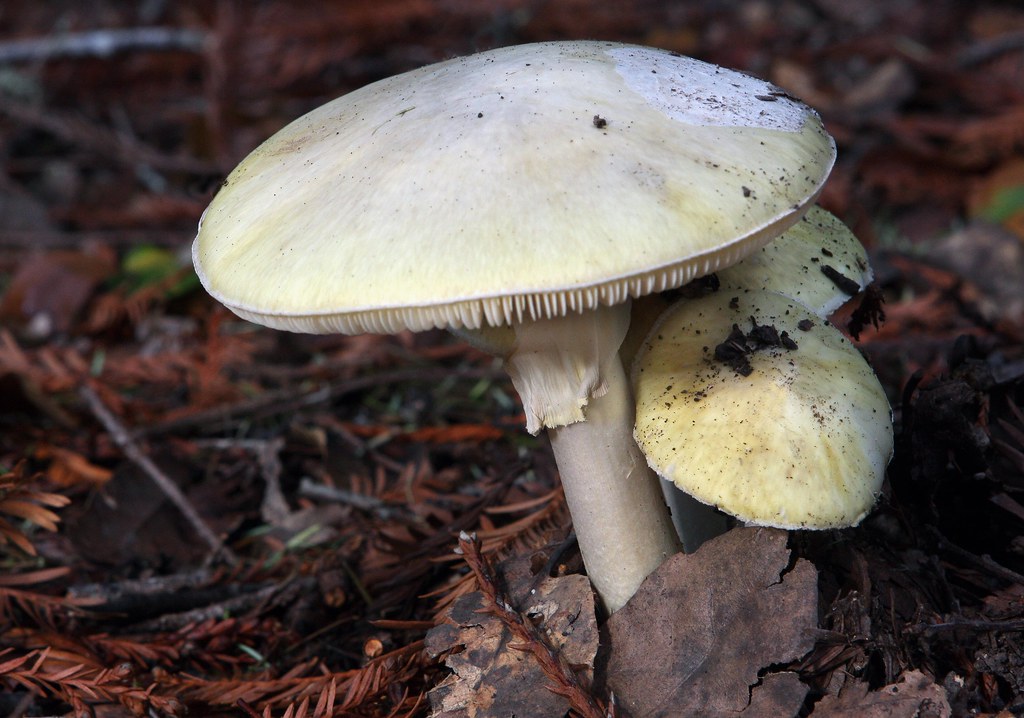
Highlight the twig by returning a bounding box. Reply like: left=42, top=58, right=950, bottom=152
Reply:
left=319, top=416, right=407, bottom=473
left=909, top=617, right=1024, bottom=636
left=130, top=577, right=316, bottom=633
left=69, top=567, right=220, bottom=605
left=0, top=230, right=191, bottom=249
left=456, top=531, right=612, bottom=718
left=132, top=365, right=506, bottom=439
left=931, top=529, right=1024, bottom=586
left=0, top=27, right=207, bottom=64
left=79, top=385, right=238, bottom=565
left=957, top=31, right=1024, bottom=67
left=0, top=98, right=216, bottom=175
left=298, top=477, right=399, bottom=519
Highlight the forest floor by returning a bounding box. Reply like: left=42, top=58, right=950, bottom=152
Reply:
left=0, top=1, right=1023, bottom=716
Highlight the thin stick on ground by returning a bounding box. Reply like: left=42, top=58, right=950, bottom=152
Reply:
left=132, top=365, right=505, bottom=439
left=79, top=385, right=238, bottom=565
left=0, top=27, right=207, bottom=64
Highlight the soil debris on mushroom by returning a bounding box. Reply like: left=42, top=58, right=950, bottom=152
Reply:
left=712, top=316, right=798, bottom=376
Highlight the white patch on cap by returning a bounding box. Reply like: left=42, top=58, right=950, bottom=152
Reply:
left=607, top=46, right=809, bottom=132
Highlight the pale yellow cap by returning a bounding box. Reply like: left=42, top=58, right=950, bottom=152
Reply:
left=717, top=206, right=872, bottom=317
left=193, top=41, right=835, bottom=335
left=633, top=290, right=892, bottom=529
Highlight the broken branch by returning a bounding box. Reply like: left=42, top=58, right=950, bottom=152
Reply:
left=78, top=385, right=237, bottom=565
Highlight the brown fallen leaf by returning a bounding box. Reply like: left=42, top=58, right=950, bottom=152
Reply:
left=811, top=670, right=952, bottom=717
left=0, top=247, right=115, bottom=338
left=604, top=527, right=818, bottom=718
left=62, top=455, right=212, bottom=568
left=925, top=221, right=1024, bottom=324
left=425, top=555, right=599, bottom=718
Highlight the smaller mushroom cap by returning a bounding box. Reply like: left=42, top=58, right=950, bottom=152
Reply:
left=632, top=290, right=892, bottom=529
left=716, top=206, right=872, bottom=317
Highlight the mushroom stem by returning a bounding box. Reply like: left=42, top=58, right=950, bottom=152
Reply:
left=659, top=480, right=729, bottom=552
left=548, top=357, right=681, bottom=612
left=623, top=294, right=730, bottom=552
left=498, top=303, right=681, bottom=613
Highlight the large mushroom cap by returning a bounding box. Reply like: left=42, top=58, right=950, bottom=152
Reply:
left=193, top=41, right=835, bottom=335
left=633, top=290, right=893, bottom=529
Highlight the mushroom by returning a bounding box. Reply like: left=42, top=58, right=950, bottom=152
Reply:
left=193, top=40, right=836, bottom=612
left=716, top=205, right=873, bottom=316
left=619, top=206, right=871, bottom=378
left=632, top=289, right=893, bottom=529
left=620, top=207, right=877, bottom=547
